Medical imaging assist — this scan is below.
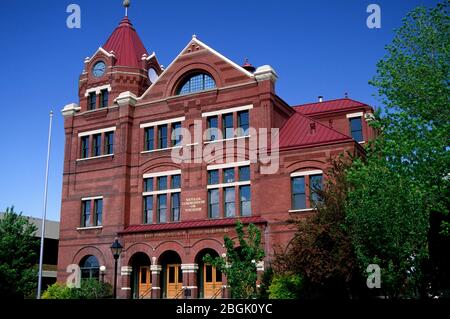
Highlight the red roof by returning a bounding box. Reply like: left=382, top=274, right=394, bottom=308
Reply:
left=119, top=216, right=267, bottom=234
left=279, top=112, right=352, bottom=149
left=103, top=17, right=148, bottom=68
left=294, top=98, right=368, bottom=115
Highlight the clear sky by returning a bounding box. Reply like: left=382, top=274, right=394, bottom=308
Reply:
left=0, top=0, right=439, bottom=221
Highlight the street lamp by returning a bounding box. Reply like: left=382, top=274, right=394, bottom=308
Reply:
left=110, top=238, right=123, bottom=299
left=100, top=265, right=106, bottom=283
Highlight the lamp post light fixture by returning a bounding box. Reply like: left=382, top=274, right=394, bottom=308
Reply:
left=99, top=265, right=106, bottom=283
left=110, top=238, right=123, bottom=299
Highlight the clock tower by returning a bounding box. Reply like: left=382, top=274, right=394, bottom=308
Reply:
left=76, top=16, right=162, bottom=113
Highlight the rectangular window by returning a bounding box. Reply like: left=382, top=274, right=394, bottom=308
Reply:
left=88, top=92, right=96, bottom=110
left=171, top=174, right=181, bottom=189
left=292, top=177, right=306, bottom=210
left=158, top=125, right=168, bottom=149
left=240, top=185, right=251, bottom=216
left=144, top=177, right=153, bottom=192
left=208, top=189, right=219, bottom=219
left=224, top=187, right=235, bottom=217
left=157, top=176, right=167, bottom=190
left=92, top=134, right=102, bottom=157
left=222, top=113, right=234, bottom=139
left=104, top=131, right=114, bottom=155
left=94, top=198, right=103, bottom=226
left=237, top=111, right=249, bottom=136
left=144, top=127, right=154, bottom=151
left=223, top=168, right=235, bottom=183
left=207, top=116, right=219, bottom=141
left=310, top=174, right=323, bottom=205
left=143, top=196, right=153, bottom=224
left=81, top=200, right=91, bottom=227
left=349, top=117, right=363, bottom=142
left=208, top=170, right=219, bottom=185
left=239, top=166, right=250, bottom=181
left=99, top=89, right=108, bottom=108
left=157, top=194, right=167, bottom=223
left=81, top=136, right=89, bottom=159
left=171, top=193, right=180, bottom=222
left=171, top=122, right=182, bottom=146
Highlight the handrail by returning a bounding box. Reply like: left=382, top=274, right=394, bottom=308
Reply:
left=173, top=287, right=184, bottom=299
left=139, top=287, right=152, bottom=299
left=210, top=287, right=222, bottom=299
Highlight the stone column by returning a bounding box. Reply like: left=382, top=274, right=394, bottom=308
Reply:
left=181, top=263, right=199, bottom=299
left=150, top=265, right=162, bottom=299
left=120, top=266, right=132, bottom=299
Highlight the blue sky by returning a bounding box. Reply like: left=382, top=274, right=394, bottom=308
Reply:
left=0, top=0, right=439, bottom=221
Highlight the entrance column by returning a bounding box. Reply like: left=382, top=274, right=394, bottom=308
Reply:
left=181, top=263, right=198, bottom=299
left=150, top=264, right=162, bottom=299
left=120, top=266, right=132, bottom=299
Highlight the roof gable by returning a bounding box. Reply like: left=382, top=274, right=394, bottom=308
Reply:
left=139, top=36, right=255, bottom=101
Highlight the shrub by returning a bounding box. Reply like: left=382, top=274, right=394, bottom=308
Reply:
left=268, top=274, right=303, bottom=299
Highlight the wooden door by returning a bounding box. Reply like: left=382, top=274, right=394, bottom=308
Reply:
left=166, top=264, right=182, bottom=298
left=138, top=266, right=151, bottom=298
left=203, top=264, right=222, bottom=298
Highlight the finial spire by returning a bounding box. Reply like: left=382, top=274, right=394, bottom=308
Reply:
left=123, top=0, right=130, bottom=17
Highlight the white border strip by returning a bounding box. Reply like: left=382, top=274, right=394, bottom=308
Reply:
left=84, top=84, right=112, bottom=97
left=81, top=196, right=103, bottom=201
left=202, top=104, right=253, bottom=117
left=78, top=126, right=116, bottom=137
left=143, top=170, right=181, bottom=178
left=290, top=170, right=323, bottom=177
left=207, top=160, right=250, bottom=171
left=207, top=181, right=250, bottom=189
left=140, top=117, right=185, bottom=129
left=346, top=112, right=364, bottom=119
left=143, top=188, right=181, bottom=196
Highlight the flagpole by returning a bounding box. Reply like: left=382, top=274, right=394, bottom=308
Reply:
left=37, top=110, right=53, bottom=299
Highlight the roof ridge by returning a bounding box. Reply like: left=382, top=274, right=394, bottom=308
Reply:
left=293, top=97, right=367, bottom=108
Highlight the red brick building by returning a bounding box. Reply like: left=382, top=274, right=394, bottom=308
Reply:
left=57, top=15, right=374, bottom=299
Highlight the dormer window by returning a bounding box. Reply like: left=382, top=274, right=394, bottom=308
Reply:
left=176, top=73, right=216, bottom=95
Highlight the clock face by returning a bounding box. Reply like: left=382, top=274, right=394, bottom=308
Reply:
left=93, top=61, right=106, bottom=77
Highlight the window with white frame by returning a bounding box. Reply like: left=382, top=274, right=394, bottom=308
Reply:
left=202, top=105, right=252, bottom=142
left=207, top=161, right=251, bottom=218
left=140, top=117, right=185, bottom=152
left=78, top=127, right=115, bottom=160
left=142, top=170, right=181, bottom=224
left=290, top=170, right=324, bottom=211
left=81, top=197, right=103, bottom=227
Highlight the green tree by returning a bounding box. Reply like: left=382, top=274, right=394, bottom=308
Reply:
left=204, top=221, right=265, bottom=299
left=0, top=207, right=39, bottom=298
left=273, top=156, right=362, bottom=298
left=346, top=1, right=449, bottom=298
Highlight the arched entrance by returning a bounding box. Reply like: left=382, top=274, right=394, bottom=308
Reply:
left=129, top=252, right=152, bottom=299
left=195, top=249, right=223, bottom=299
left=159, top=250, right=182, bottom=298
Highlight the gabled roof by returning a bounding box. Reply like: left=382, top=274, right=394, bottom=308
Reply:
left=103, top=17, right=148, bottom=68
left=279, top=112, right=353, bottom=149
left=139, top=36, right=254, bottom=100
left=294, top=98, right=369, bottom=116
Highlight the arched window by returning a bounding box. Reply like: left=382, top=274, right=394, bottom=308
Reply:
left=176, top=73, right=216, bottom=95
left=79, top=255, right=100, bottom=279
